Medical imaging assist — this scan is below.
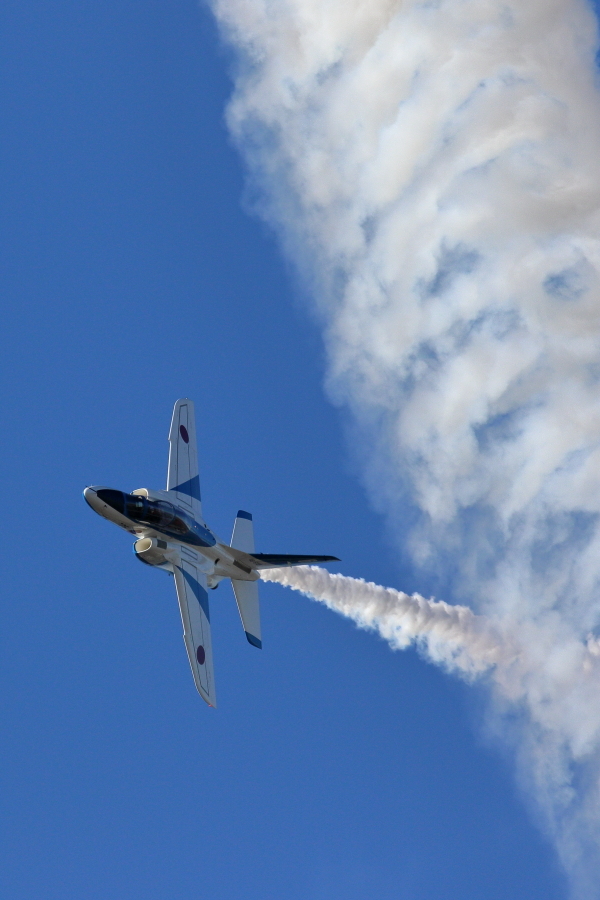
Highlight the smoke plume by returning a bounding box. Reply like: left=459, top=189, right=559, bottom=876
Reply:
left=262, top=564, right=600, bottom=894
left=212, top=0, right=600, bottom=894
left=261, top=564, right=508, bottom=675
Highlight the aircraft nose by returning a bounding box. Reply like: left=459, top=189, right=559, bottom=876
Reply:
left=83, top=486, right=97, bottom=507
left=83, top=486, right=123, bottom=516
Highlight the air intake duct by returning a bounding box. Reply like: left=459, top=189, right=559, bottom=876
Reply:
left=133, top=537, right=170, bottom=567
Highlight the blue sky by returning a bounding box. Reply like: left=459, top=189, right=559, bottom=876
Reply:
left=0, top=2, right=570, bottom=898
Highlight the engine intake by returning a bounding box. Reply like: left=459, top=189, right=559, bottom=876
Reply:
left=134, top=536, right=169, bottom=567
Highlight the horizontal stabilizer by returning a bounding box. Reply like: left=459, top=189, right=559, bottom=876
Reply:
left=250, top=554, right=340, bottom=568
left=232, top=578, right=262, bottom=648
left=231, top=510, right=255, bottom=554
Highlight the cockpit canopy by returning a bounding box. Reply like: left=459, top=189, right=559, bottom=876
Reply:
left=96, top=489, right=190, bottom=534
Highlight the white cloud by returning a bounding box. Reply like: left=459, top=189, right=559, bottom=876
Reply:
left=213, top=0, right=600, bottom=893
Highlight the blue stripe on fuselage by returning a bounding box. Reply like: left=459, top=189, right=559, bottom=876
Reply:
left=174, top=526, right=215, bottom=548
left=116, top=514, right=215, bottom=548
left=179, top=567, right=210, bottom=621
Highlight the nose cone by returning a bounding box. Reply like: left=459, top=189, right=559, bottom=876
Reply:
left=83, top=485, right=117, bottom=515
left=83, top=486, right=98, bottom=508
left=83, top=486, right=126, bottom=517
left=83, top=485, right=108, bottom=515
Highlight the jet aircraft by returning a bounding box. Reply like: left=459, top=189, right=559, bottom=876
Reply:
left=83, top=398, right=339, bottom=707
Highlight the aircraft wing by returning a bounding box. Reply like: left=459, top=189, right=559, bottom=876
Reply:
left=172, top=552, right=216, bottom=707
left=167, top=398, right=202, bottom=519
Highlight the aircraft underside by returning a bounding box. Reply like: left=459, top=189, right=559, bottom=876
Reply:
left=83, top=398, right=339, bottom=706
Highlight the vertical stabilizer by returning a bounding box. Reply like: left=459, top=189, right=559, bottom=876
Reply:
left=231, top=511, right=262, bottom=648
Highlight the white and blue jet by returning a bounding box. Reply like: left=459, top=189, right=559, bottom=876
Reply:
left=83, top=398, right=339, bottom=707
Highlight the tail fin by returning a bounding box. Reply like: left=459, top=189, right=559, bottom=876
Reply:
left=231, top=511, right=262, bottom=649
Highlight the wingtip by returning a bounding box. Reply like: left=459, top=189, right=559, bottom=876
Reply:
left=245, top=631, right=262, bottom=649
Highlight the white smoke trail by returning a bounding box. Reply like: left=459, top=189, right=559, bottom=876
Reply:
left=261, top=565, right=508, bottom=675
left=211, top=0, right=600, bottom=894
left=262, top=564, right=600, bottom=895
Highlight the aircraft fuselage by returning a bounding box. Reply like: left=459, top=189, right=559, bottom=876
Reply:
left=83, top=486, right=258, bottom=587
